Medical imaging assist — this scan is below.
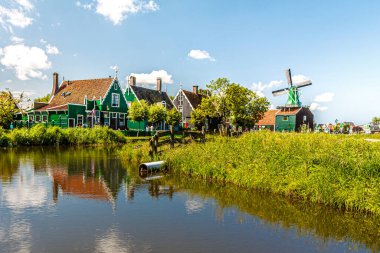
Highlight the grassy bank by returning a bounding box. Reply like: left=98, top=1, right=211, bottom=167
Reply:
left=163, top=132, right=380, bottom=215
left=0, top=124, right=127, bottom=147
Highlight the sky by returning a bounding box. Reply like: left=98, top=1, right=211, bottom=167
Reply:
left=1, top=0, right=380, bottom=124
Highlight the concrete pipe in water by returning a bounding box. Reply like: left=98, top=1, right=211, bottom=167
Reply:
left=139, top=161, right=166, bottom=176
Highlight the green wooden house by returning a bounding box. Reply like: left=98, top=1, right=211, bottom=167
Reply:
left=20, top=72, right=129, bottom=129
left=124, top=76, right=174, bottom=130
left=256, top=107, right=313, bottom=132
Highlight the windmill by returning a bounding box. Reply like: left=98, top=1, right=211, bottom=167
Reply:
left=272, top=69, right=312, bottom=108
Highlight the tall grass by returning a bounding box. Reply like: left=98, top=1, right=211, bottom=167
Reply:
left=0, top=124, right=127, bottom=147
left=163, top=132, right=380, bottom=215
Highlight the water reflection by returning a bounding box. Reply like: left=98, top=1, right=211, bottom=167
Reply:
left=94, top=227, right=152, bottom=253
left=0, top=147, right=379, bottom=252
left=3, top=164, right=49, bottom=211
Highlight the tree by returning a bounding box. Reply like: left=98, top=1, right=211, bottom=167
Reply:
left=34, top=93, right=51, bottom=103
left=372, top=117, right=380, bottom=125
left=0, top=91, right=21, bottom=128
left=166, top=108, right=181, bottom=126
left=199, top=78, right=270, bottom=134
left=190, top=108, right=206, bottom=130
left=129, top=100, right=149, bottom=134
left=148, top=104, right=167, bottom=129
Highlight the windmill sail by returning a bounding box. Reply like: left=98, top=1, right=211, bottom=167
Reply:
left=295, top=80, right=312, bottom=88
left=272, top=88, right=289, bottom=96
left=285, top=69, right=293, bottom=86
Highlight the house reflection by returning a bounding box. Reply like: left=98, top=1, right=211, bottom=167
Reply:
left=51, top=153, right=126, bottom=203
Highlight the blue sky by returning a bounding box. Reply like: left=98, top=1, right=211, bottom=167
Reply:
left=1, top=0, right=380, bottom=124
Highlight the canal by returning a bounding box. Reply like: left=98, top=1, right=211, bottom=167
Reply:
left=0, top=147, right=379, bottom=253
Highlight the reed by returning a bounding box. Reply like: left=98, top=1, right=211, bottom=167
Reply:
left=163, top=132, right=380, bottom=214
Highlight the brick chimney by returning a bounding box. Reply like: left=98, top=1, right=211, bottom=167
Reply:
left=129, top=76, right=136, bottom=86
left=51, top=72, right=59, bottom=96
left=193, top=85, right=199, bottom=94
left=157, top=78, right=162, bottom=92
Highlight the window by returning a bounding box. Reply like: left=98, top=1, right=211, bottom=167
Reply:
left=77, top=115, right=83, bottom=126
left=303, top=115, right=307, bottom=121
left=119, top=114, right=125, bottom=126
left=112, top=112, right=117, bottom=119
left=178, top=105, right=183, bottom=113
left=283, top=116, right=289, bottom=121
left=162, top=101, right=166, bottom=108
left=28, top=115, right=34, bottom=122
left=35, top=115, right=40, bottom=122
left=178, top=92, right=183, bottom=105
left=114, top=82, right=118, bottom=90
left=112, top=93, right=120, bottom=107
left=42, top=115, right=48, bottom=122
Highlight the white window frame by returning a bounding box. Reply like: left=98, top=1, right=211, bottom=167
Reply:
left=112, top=112, right=117, bottom=119
left=162, top=101, right=167, bottom=108
left=178, top=105, right=183, bottom=113
left=35, top=115, right=41, bottom=122
left=42, top=115, right=48, bottom=122
left=114, top=82, right=117, bottom=90
left=119, top=114, right=125, bottom=126
left=28, top=115, right=34, bottom=122
left=77, top=115, right=83, bottom=126
left=111, top=93, right=120, bottom=108
left=283, top=116, right=289, bottom=121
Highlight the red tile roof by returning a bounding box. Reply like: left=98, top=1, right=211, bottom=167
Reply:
left=257, top=109, right=280, bottom=125
left=276, top=107, right=302, bottom=115
left=39, top=78, right=113, bottom=110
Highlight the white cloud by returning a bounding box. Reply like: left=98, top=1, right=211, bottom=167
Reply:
left=45, top=44, right=60, bottom=55
left=0, top=5, right=33, bottom=30
left=310, top=102, right=328, bottom=112
left=40, top=38, right=47, bottom=44
left=185, top=199, right=204, bottom=214
left=188, top=49, right=215, bottom=61
left=10, top=36, right=23, bottom=43
left=252, top=80, right=283, bottom=97
left=6, top=79, right=12, bottom=83
left=14, top=0, right=34, bottom=11
left=314, top=92, right=335, bottom=102
left=129, top=70, right=173, bottom=85
left=95, top=0, right=159, bottom=25
left=0, top=44, right=51, bottom=80
left=76, top=1, right=93, bottom=10
left=291, top=74, right=309, bottom=84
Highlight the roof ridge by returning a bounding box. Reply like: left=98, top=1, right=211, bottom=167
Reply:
left=63, top=77, right=113, bottom=82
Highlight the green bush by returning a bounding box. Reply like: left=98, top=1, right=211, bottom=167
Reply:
left=1, top=125, right=127, bottom=147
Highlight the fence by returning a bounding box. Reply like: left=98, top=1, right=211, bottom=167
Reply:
left=149, top=126, right=206, bottom=158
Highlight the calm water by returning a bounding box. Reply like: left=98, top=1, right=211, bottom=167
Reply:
left=0, top=148, right=379, bottom=253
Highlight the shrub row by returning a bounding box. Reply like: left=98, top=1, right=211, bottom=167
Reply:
left=0, top=124, right=127, bottom=147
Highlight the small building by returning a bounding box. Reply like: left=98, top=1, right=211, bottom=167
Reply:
left=124, top=76, right=174, bottom=130
left=256, top=109, right=280, bottom=131
left=256, top=107, right=313, bottom=132
left=172, top=86, right=205, bottom=128
left=275, top=107, right=314, bottom=132
left=21, top=72, right=129, bottom=129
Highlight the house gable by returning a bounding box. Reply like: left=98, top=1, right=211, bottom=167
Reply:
left=101, top=79, right=129, bottom=113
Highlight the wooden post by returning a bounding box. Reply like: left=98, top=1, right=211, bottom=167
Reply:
left=170, top=125, right=174, bottom=148
left=154, top=134, right=158, bottom=154
left=201, top=126, right=206, bottom=142
left=149, top=138, right=154, bottom=159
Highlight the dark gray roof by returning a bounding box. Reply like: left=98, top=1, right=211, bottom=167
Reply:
left=182, top=90, right=206, bottom=109
left=131, top=86, right=174, bottom=110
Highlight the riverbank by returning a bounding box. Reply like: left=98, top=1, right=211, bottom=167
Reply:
left=163, top=132, right=380, bottom=215
left=0, top=124, right=127, bottom=146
